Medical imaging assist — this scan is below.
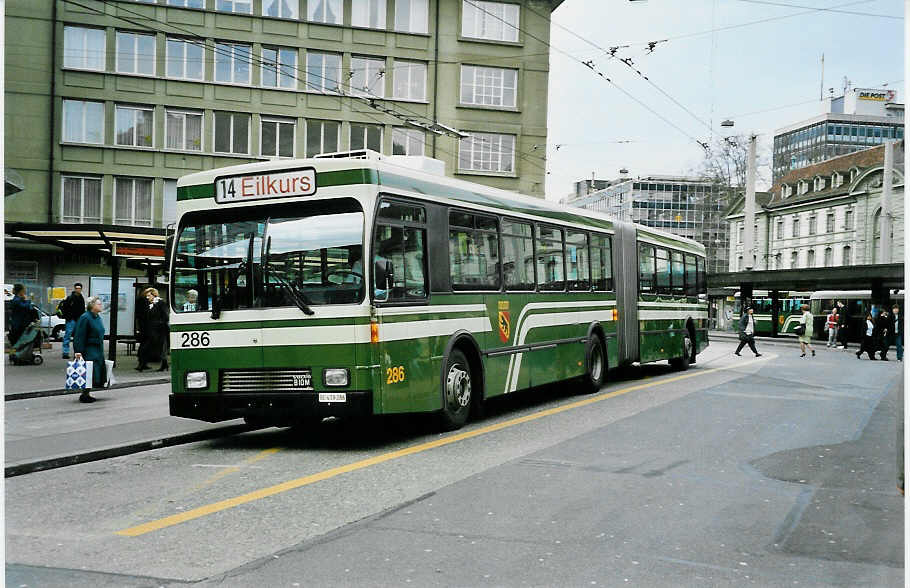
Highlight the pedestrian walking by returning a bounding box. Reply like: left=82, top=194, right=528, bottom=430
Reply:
left=875, top=308, right=892, bottom=361
left=135, top=288, right=151, bottom=370
left=825, top=307, right=838, bottom=348
left=137, top=288, right=169, bottom=372
left=7, top=284, right=34, bottom=347
left=734, top=307, right=762, bottom=357
left=856, top=313, right=876, bottom=360
left=797, top=304, right=815, bottom=357
left=73, top=296, right=106, bottom=403
left=892, top=305, right=903, bottom=361
left=60, top=282, right=85, bottom=359
left=836, top=301, right=850, bottom=349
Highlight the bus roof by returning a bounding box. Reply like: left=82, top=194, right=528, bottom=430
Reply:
left=176, top=153, right=705, bottom=255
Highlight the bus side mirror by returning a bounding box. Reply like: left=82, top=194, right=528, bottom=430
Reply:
left=374, top=259, right=393, bottom=302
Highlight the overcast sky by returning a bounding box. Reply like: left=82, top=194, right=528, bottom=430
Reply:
left=542, top=0, right=904, bottom=199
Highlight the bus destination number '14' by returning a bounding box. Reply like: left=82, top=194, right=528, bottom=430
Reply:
left=180, top=332, right=211, bottom=348
left=386, top=365, right=406, bottom=384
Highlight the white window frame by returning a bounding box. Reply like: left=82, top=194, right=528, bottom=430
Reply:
left=261, top=46, right=298, bottom=89
left=214, top=41, right=252, bottom=84
left=114, top=176, right=154, bottom=227
left=166, top=37, right=205, bottom=81
left=115, top=104, right=155, bottom=148
left=391, top=127, right=425, bottom=155
left=791, top=216, right=800, bottom=238
left=350, top=56, right=386, bottom=97
left=305, top=119, right=341, bottom=156
left=350, top=122, right=383, bottom=152
left=62, top=99, right=105, bottom=144
left=844, top=208, right=854, bottom=230
left=460, top=64, right=517, bottom=107
left=790, top=250, right=798, bottom=268
left=215, top=0, right=252, bottom=13
left=63, top=26, right=106, bottom=71
left=394, top=0, right=428, bottom=34
left=352, top=0, right=387, bottom=29
left=842, top=245, right=852, bottom=265
left=168, top=0, right=204, bottom=7
left=165, top=109, right=203, bottom=151
left=61, top=175, right=103, bottom=224
left=458, top=132, right=515, bottom=174
left=116, top=30, right=156, bottom=76
left=808, top=214, right=816, bottom=235
left=461, top=0, right=519, bottom=42
left=308, top=0, right=343, bottom=24
left=392, top=60, right=427, bottom=101
left=213, top=111, right=250, bottom=155
left=263, top=0, right=300, bottom=19
left=306, top=51, right=342, bottom=93
left=260, top=117, right=296, bottom=159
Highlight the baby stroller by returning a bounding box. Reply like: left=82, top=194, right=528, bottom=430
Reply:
left=10, top=312, right=44, bottom=365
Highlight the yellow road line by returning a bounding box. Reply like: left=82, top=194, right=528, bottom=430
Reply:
left=117, top=355, right=770, bottom=537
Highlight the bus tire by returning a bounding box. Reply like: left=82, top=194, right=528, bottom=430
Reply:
left=582, top=334, right=606, bottom=393
left=671, top=332, right=692, bottom=371
left=440, top=348, right=472, bottom=431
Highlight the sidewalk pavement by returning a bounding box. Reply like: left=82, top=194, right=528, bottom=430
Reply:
left=4, top=339, right=249, bottom=477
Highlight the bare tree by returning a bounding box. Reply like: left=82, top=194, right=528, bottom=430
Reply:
left=697, top=133, right=771, bottom=189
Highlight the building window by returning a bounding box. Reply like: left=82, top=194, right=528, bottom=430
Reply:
left=775, top=253, right=782, bottom=269
left=394, top=0, right=428, bottom=34
left=308, top=0, right=343, bottom=24
left=350, top=56, right=386, bottom=97
left=844, top=209, right=854, bottom=230
left=352, top=0, right=386, bottom=28
left=462, top=0, right=519, bottom=42
left=842, top=245, right=852, bottom=265
left=305, top=119, right=340, bottom=156
left=166, top=37, right=204, bottom=80
left=814, top=176, right=825, bottom=191
left=63, top=26, right=106, bottom=71
left=306, top=51, right=342, bottom=92
left=458, top=132, right=515, bottom=173
left=790, top=250, right=798, bottom=268
left=392, top=60, right=427, bottom=101
left=832, top=173, right=842, bottom=187
left=213, top=111, right=250, bottom=154
left=168, top=0, right=204, bottom=7
left=166, top=109, right=202, bottom=151
left=776, top=218, right=784, bottom=239
left=738, top=223, right=743, bottom=244
left=216, top=0, right=252, bottom=12
left=737, top=256, right=743, bottom=271
left=806, top=249, right=815, bottom=267
left=824, top=247, right=833, bottom=267
left=262, top=46, right=297, bottom=89
left=826, top=212, right=835, bottom=232
left=792, top=217, right=800, bottom=238
left=116, top=31, right=156, bottom=75
left=115, top=105, right=154, bottom=147
left=62, top=99, right=104, bottom=144
left=391, top=128, right=424, bottom=155
left=62, top=176, right=102, bottom=224
left=460, top=65, right=517, bottom=107
left=114, top=177, right=153, bottom=227
left=215, top=42, right=252, bottom=84
left=808, top=214, right=816, bottom=235
left=350, top=123, right=383, bottom=152
left=261, top=117, right=295, bottom=158
left=263, top=0, right=299, bottom=18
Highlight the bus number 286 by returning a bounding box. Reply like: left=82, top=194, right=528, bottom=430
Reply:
left=386, top=365, right=405, bottom=384
left=180, top=332, right=211, bottom=347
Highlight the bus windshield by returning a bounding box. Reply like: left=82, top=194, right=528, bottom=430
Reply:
left=172, top=199, right=365, bottom=313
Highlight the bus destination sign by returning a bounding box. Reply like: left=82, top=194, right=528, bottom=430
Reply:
left=215, top=168, right=316, bottom=204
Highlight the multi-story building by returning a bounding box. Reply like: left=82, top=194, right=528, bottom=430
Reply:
left=772, top=86, right=904, bottom=184
left=566, top=175, right=731, bottom=274
left=728, top=141, right=905, bottom=272
left=5, top=0, right=562, bottom=315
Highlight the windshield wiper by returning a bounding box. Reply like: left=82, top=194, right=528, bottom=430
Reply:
left=264, top=235, right=315, bottom=316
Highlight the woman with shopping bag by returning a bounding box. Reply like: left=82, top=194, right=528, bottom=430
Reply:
left=73, top=296, right=106, bottom=403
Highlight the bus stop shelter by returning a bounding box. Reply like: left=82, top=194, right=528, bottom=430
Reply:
left=5, top=222, right=168, bottom=363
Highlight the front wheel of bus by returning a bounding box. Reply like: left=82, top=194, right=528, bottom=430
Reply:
left=440, top=349, right=472, bottom=431
left=671, top=332, right=692, bottom=371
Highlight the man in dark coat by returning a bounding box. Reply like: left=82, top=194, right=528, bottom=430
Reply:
left=836, top=301, right=850, bottom=349
left=138, top=288, right=169, bottom=371
left=61, top=282, right=85, bottom=359
left=734, top=307, right=762, bottom=357
left=875, top=308, right=892, bottom=360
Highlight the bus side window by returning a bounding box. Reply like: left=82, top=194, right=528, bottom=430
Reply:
left=696, top=257, right=707, bottom=295
left=449, top=212, right=499, bottom=291
left=566, top=231, right=590, bottom=291
left=670, top=251, right=684, bottom=295
left=502, top=219, right=535, bottom=291
left=639, top=244, right=655, bottom=293
left=655, top=248, right=670, bottom=294
left=536, top=225, right=565, bottom=291
left=591, top=233, right=613, bottom=291
left=684, top=254, right=697, bottom=297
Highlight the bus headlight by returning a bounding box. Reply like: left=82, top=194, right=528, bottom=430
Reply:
left=323, top=368, right=349, bottom=387
left=185, top=371, right=208, bottom=389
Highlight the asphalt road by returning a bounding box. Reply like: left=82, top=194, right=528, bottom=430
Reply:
left=6, top=341, right=903, bottom=587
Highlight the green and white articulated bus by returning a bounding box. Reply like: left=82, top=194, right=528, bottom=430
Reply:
left=168, top=151, right=708, bottom=430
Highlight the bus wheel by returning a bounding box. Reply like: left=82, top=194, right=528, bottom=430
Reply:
left=671, top=332, right=692, bottom=371
left=582, top=334, right=606, bottom=393
left=440, top=349, right=472, bottom=430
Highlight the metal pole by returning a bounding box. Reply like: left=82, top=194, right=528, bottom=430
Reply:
left=880, top=140, right=894, bottom=263
left=108, top=256, right=119, bottom=364
left=743, top=134, right=757, bottom=270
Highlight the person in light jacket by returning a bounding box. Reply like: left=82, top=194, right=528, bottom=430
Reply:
left=73, top=296, right=106, bottom=403
left=798, top=304, right=815, bottom=358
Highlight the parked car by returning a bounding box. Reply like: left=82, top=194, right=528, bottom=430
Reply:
left=37, top=308, right=66, bottom=341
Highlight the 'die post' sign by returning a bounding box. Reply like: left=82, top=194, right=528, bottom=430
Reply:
left=215, top=167, right=317, bottom=204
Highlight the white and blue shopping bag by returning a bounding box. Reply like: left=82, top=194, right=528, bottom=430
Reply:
left=65, top=359, right=93, bottom=390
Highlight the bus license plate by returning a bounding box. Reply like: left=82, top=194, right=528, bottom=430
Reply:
left=318, top=392, right=347, bottom=403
